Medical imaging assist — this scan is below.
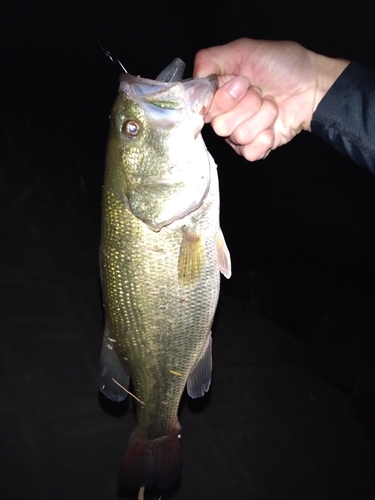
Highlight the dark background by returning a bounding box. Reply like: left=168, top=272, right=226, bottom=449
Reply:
left=1, top=1, right=375, bottom=499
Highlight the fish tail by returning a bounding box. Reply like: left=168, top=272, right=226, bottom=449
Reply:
left=118, top=431, right=182, bottom=491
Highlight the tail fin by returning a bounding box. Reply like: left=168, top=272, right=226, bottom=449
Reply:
left=118, top=432, right=182, bottom=491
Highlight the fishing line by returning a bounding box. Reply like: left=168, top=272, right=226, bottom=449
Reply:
left=62, top=4, right=128, bottom=73
left=84, top=20, right=128, bottom=73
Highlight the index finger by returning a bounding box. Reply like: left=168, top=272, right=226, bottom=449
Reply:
left=205, top=76, right=251, bottom=121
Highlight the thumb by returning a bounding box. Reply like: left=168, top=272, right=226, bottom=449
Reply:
left=193, top=46, right=229, bottom=78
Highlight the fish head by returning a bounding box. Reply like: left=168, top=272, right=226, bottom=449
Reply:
left=105, top=73, right=218, bottom=231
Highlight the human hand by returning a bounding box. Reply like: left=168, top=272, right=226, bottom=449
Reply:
left=194, top=38, right=350, bottom=161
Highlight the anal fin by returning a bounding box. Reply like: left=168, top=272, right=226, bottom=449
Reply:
left=99, top=328, right=130, bottom=402
left=186, top=331, right=212, bottom=398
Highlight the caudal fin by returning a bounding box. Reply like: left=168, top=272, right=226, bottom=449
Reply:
left=118, top=432, right=182, bottom=491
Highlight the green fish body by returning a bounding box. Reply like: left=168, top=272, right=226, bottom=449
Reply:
left=99, top=66, right=231, bottom=491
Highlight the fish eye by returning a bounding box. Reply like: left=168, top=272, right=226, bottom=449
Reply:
left=122, top=120, right=140, bottom=138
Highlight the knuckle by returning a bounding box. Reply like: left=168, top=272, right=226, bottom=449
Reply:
left=247, top=89, right=263, bottom=110
left=241, top=129, right=275, bottom=162
left=262, top=97, right=278, bottom=119
left=259, top=128, right=274, bottom=148
left=242, top=147, right=260, bottom=162
left=232, top=125, right=251, bottom=145
left=212, top=115, right=231, bottom=137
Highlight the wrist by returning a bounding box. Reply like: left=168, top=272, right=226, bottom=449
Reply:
left=308, top=52, right=350, bottom=130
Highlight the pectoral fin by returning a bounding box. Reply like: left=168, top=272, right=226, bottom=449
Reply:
left=187, top=332, right=212, bottom=398
left=178, top=228, right=205, bottom=285
left=217, top=227, right=231, bottom=279
left=99, top=328, right=130, bottom=402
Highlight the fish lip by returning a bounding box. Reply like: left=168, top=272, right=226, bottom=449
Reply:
left=119, top=72, right=217, bottom=88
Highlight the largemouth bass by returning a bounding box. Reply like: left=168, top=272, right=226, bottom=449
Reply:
left=99, top=59, right=231, bottom=492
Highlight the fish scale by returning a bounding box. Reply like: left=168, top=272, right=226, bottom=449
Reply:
left=102, top=183, right=220, bottom=415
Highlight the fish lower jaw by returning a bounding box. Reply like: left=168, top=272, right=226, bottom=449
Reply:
left=137, top=202, right=207, bottom=232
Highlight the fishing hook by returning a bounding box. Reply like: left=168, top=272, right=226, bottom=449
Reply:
left=103, top=49, right=127, bottom=73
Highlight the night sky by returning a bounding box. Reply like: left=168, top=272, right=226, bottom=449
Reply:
left=1, top=0, right=375, bottom=498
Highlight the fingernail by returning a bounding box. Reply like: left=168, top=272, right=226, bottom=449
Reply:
left=263, top=149, right=272, bottom=160
left=227, top=76, right=249, bottom=99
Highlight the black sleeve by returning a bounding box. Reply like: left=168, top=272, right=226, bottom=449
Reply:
left=311, top=61, right=375, bottom=174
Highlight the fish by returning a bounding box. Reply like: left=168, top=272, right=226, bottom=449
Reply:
left=99, top=59, right=231, bottom=493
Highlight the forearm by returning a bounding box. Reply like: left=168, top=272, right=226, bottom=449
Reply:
left=311, top=61, right=375, bottom=173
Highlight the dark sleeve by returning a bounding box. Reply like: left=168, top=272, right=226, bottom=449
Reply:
left=311, top=61, right=375, bottom=174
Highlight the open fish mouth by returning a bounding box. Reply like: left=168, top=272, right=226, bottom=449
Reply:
left=119, top=73, right=218, bottom=117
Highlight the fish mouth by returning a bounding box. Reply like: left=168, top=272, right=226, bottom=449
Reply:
left=119, top=73, right=218, bottom=117
left=182, top=75, right=217, bottom=115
